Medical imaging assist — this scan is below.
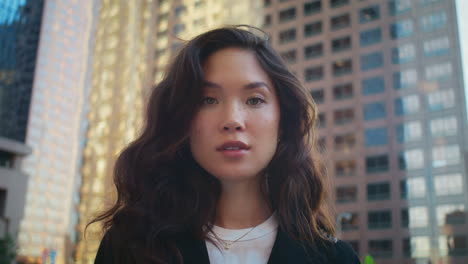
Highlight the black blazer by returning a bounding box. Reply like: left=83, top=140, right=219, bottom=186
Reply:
left=95, top=228, right=361, bottom=264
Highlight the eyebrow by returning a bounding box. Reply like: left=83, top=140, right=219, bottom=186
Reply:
left=202, top=81, right=272, bottom=92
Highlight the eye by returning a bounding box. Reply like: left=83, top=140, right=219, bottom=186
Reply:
left=246, top=97, right=266, bottom=106
left=201, top=97, right=218, bottom=105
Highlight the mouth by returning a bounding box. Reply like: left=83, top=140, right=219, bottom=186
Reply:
left=216, top=141, right=250, bottom=158
left=216, top=141, right=250, bottom=151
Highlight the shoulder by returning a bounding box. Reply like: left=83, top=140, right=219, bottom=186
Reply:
left=94, top=228, right=135, bottom=264
left=330, top=239, right=361, bottom=264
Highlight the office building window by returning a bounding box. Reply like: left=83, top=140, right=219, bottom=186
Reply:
left=390, top=19, right=414, bottom=39
left=409, top=207, right=429, bottom=228
left=279, top=28, right=296, bottom=44
left=311, top=89, right=324, bottom=104
left=403, top=237, right=431, bottom=258
left=304, top=21, right=322, bottom=37
left=424, top=37, right=450, bottom=57
left=367, top=182, right=390, bottom=201
left=393, top=69, right=417, bottom=89
left=399, top=149, right=424, bottom=170
left=174, top=5, right=187, bottom=17
left=263, top=15, right=272, bottom=27
left=304, top=0, right=322, bottom=16
left=365, top=127, right=388, bottom=147
left=333, top=83, right=353, bottom=100
left=427, top=89, right=455, bottom=111
left=335, top=160, right=356, bottom=176
left=362, top=76, right=385, bottom=95
left=408, top=177, right=426, bottom=198
left=400, top=180, right=407, bottom=199
left=334, top=108, right=354, bottom=124
left=264, top=0, right=272, bottom=7
left=318, top=113, right=326, bottom=127
left=332, top=36, right=351, bottom=52
left=173, top=24, right=186, bottom=35
left=336, top=185, right=357, bottom=203
left=334, top=133, right=355, bottom=151
left=389, top=0, right=411, bottom=15
left=425, top=62, right=452, bottom=81
left=360, top=28, right=382, bottom=46
left=401, top=208, right=410, bottom=227
left=434, top=173, right=464, bottom=196
left=305, top=65, right=324, bottom=82
left=280, top=49, right=297, bottom=64
left=304, top=43, right=323, bottom=59
left=430, top=116, right=457, bottom=137
left=392, top=43, right=415, bottom=64
left=366, top=154, right=389, bottom=173
left=436, top=204, right=466, bottom=226
left=330, top=0, right=349, bottom=8
left=331, top=13, right=351, bottom=30
left=363, top=102, right=386, bottom=120
left=369, top=240, right=393, bottom=258
left=421, top=12, right=447, bottom=32
left=0, top=151, right=13, bottom=168
left=368, top=211, right=392, bottom=229
left=439, top=235, right=468, bottom=257
left=360, top=5, right=380, bottom=23
left=341, top=213, right=359, bottom=231
left=396, top=121, right=422, bottom=143
left=401, top=177, right=426, bottom=199
left=432, top=144, right=460, bottom=168
left=279, top=7, right=296, bottom=23
left=361, top=51, right=384, bottom=71
left=395, top=95, right=420, bottom=116
left=332, top=59, right=352, bottom=76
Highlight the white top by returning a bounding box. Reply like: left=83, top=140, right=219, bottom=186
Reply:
left=205, top=214, right=278, bottom=264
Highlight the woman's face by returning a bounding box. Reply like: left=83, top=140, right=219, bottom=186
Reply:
left=189, top=48, right=281, bottom=182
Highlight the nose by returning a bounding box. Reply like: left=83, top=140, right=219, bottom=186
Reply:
left=220, top=103, right=245, bottom=132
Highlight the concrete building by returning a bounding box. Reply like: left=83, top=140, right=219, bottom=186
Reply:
left=0, top=138, right=31, bottom=248
left=262, top=0, right=468, bottom=263
left=15, top=0, right=98, bottom=263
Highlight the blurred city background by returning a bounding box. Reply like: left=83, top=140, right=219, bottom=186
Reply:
left=1, top=0, right=467, bottom=263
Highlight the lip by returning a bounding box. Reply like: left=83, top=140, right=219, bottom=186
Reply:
left=216, top=141, right=250, bottom=158
left=216, top=141, right=251, bottom=151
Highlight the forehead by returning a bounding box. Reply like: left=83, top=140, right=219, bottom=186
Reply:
left=202, top=48, right=273, bottom=87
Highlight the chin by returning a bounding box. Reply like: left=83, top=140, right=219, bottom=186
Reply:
left=210, top=170, right=262, bottom=182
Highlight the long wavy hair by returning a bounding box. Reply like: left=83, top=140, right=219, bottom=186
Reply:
left=88, top=26, right=335, bottom=263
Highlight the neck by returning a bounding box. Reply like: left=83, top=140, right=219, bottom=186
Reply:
left=215, top=178, right=272, bottom=229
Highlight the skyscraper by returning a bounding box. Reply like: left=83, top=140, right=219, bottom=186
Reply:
left=263, top=0, right=468, bottom=263
left=16, top=0, right=97, bottom=263
left=75, top=0, right=158, bottom=263
left=0, top=0, right=42, bottom=258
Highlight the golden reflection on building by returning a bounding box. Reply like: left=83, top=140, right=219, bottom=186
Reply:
left=75, top=0, right=157, bottom=263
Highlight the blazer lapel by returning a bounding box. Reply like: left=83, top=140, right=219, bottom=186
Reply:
left=176, top=234, right=210, bottom=264
left=267, top=229, right=311, bottom=264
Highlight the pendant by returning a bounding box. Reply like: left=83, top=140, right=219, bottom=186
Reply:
left=224, top=242, right=232, bottom=250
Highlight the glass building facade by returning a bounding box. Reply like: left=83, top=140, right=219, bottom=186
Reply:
left=0, top=0, right=44, bottom=142
left=15, top=1, right=97, bottom=264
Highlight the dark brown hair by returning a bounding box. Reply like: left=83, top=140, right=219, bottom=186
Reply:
left=88, top=25, right=335, bottom=263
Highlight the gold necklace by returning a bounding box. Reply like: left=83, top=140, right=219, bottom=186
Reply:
left=210, top=225, right=258, bottom=250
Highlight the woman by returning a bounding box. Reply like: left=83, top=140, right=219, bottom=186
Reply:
left=92, top=26, right=360, bottom=264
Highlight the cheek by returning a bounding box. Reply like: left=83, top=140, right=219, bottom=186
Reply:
left=189, top=114, right=212, bottom=146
